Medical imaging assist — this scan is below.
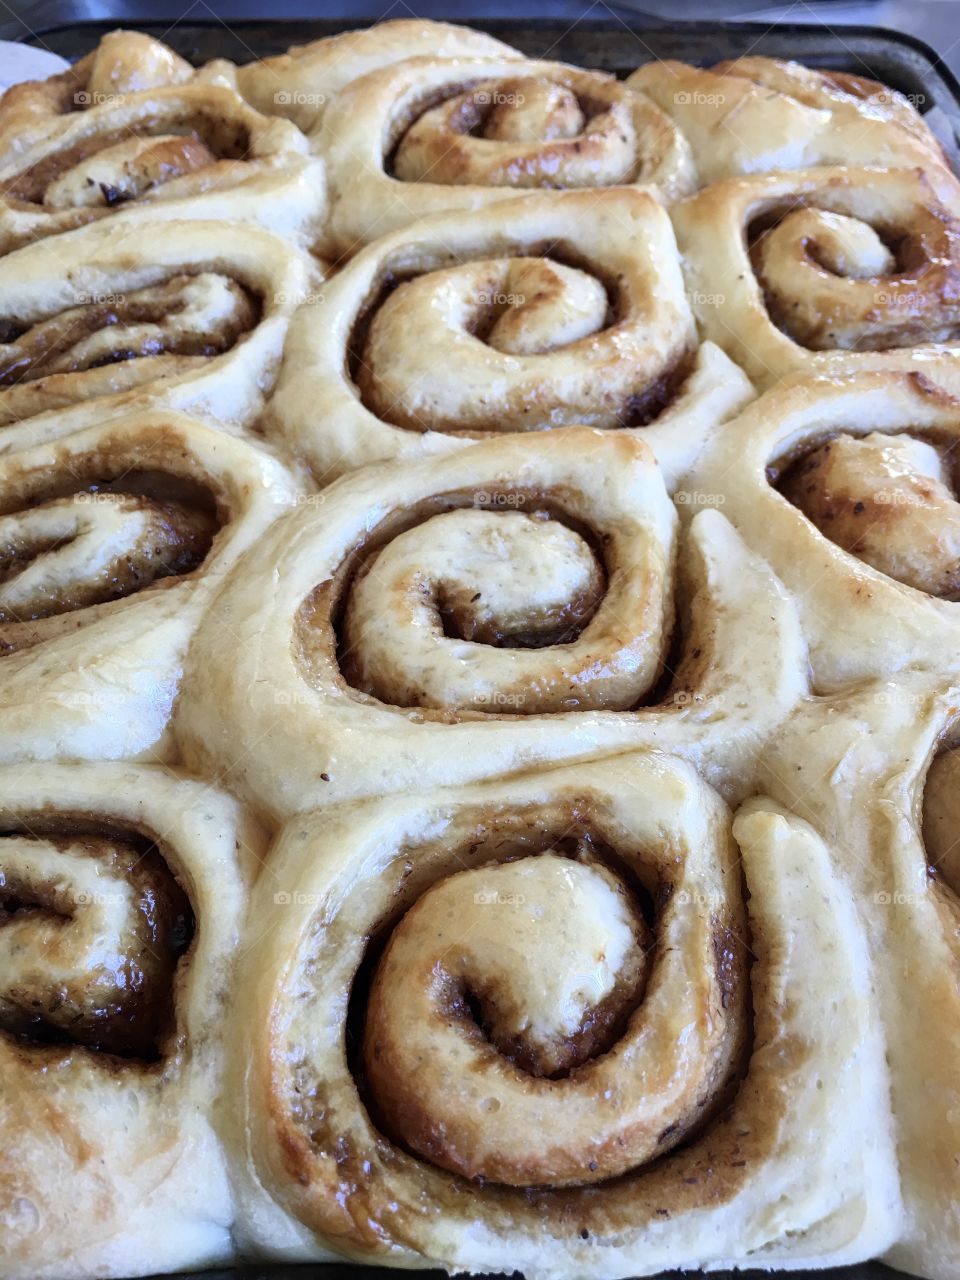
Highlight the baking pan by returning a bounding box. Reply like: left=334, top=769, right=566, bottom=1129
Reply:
left=18, top=15, right=960, bottom=116
left=8, top=12, right=945, bottom=1280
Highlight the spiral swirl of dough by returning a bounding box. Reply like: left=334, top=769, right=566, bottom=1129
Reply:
left=0, top=218, right=318, bottom=441
left=672, top=166, right=960, bottom=388
left=681, top=365, right=960, bottom=690
left=0, top=405, right=301, bottom=764
left=0, top=832, right=190, bottom=1059
left=231, top=757, right=896, bottom=1273
left=0, top=83, right=326, bottom=252
left=176, top=427, right=809, bottom=816
left=340, top=467, right=674, bottom=714
left=0, top=763, right=253, bottom=1280
left=266, top=189, right=753, bottom=484
left=362, top=837, right=739, bottom=1187
left=320, top=57, right=694, bottom=252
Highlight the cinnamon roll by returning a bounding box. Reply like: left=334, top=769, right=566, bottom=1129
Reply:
left=0, top=219, right=319, bottom=446
left=0, top=406, right=301, bottom=764
left=319, top=56, right=694, bottom=253
left=0, top=762, right=255, bottom=1280
left=233, top=18, right=522, bottom=133
left=0, top=84, right=326, bottom=254
left=672, top=165, right=960, bottom=388
left=175, top=428, right=807, bottom=818
left=628, top=58, right=948, bottom=184
left=685, top=367, right=960, bottom=689
left=751, top=672, right=960, bottom=1280
left=229, top=754, right=898, bottom=1272
left=265, top=188, right=753, bottom=484
left=0, top=31, right=210, bottom=163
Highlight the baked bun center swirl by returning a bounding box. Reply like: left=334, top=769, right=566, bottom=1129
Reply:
left=750, top=200, right=960, bottom=350
left=354, top=251, right=682, bottom=433
left=0, top=832, right=191, bottom=1058
left=339, top=489, right=672, bottom=714
left=781, top=431, right=960, bottom=598
left=359, top=821, right=743, bottom=1189
left=394, top=76, right=639, bottom=188
left=0, top=272, right=258, bottom=387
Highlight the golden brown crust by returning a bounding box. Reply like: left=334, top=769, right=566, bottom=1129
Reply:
left=628, top=56, right=949, bottom=185
left=673, top=166, right=960, bottom=388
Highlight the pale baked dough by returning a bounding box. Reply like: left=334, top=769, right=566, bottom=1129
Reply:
left=0, top=762, right=259, bottom=1280
left=684, top=367, right=960, bottom=690
left=175, top=428, right=808, bottom=817
left=0, top=407, right=302, bottom=764
left=233, top=19, right=522, bottom=132
left=265, top=188, right=754, bottom=486
left=0, top=218, right=321, bottom=446
left=628, top=57, right=948, bottom=183
left=226, top=754, right=898, bottom=1274
left=319, top=56, right=694, bottom=252
left=672, top=165, right=960, bottom=388
left=0, top=83, right=326, bottom=253
left=751, top=672, right=960, bottom=1280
